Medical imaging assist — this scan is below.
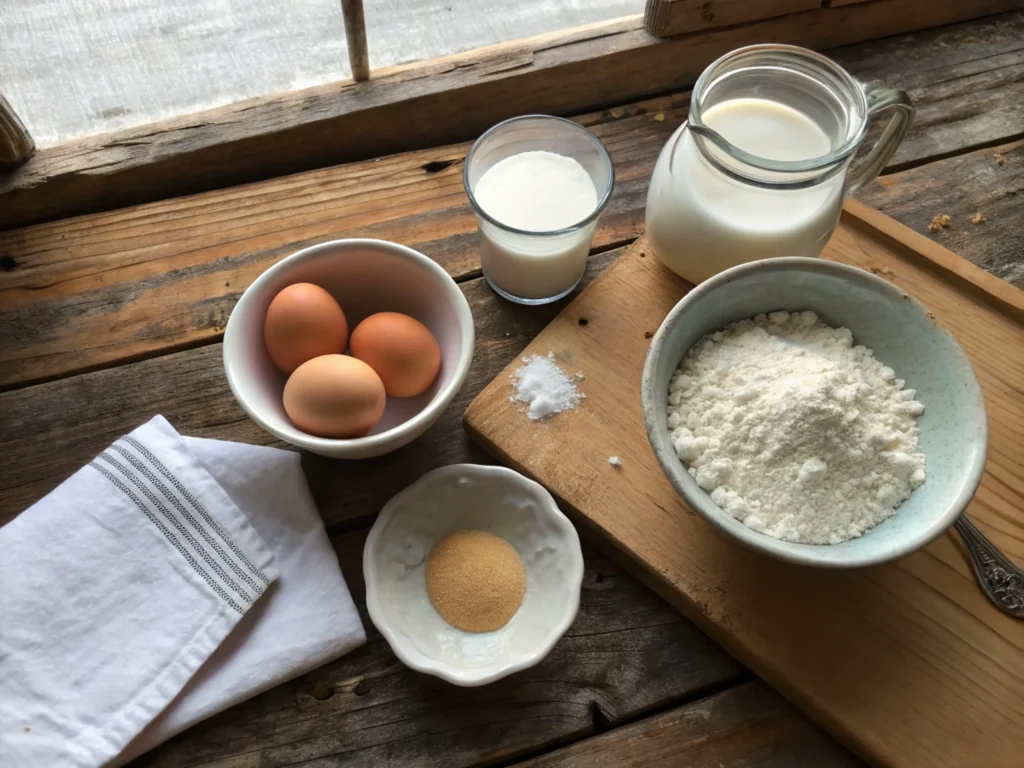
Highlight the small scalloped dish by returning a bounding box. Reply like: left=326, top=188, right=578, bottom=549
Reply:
left=364, top=464, right=584, bottom=686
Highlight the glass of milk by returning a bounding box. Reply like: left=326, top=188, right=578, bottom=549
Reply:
left=646, top=44, right=914, bottom=284
left=464, top=115, right=614, bottom=304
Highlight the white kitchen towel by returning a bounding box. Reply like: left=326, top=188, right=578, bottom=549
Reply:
left=0, top=416, right=366, bottom=768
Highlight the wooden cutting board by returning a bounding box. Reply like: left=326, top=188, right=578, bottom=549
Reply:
left=464, top=199, right=1024, bottom=768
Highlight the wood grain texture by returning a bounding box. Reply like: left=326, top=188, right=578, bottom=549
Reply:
left=858, top=140, right=1024, bottom=288
left=463, top=208, right=1024, bottom=768
left=4, top=13, right=1024, bottom=391
left=842, top=198, right=1024, bottom=317
left=2, top=0, right=1019, bottom=229
left=514, top=682, right=860, bottom=768
left=134, top=530, right=743, bottom=767
left=0, top=97, right=672, bottom=389
left=828, top=12, right=1024, bottom=172
left=0, top=249, right=624, bottom=530
left=644, top=0, right=821, bottom=38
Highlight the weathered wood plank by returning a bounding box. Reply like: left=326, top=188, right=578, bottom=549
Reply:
left=513, top=681, right=861, bottom=768
left=2, top=0, right=1018, bottom=229
left=0, top=99, right=669, bottom=389
left=4, top=12, right=1024, bottom=391
left=0, top=249, right=624, bottom=529
left=132, top=530, right=744, bottom=767
left=644, top=0, right=821, bottom=38
left=858, top=140, right=1024, bottom=288
left=829, top=14, right=1024, bottom=172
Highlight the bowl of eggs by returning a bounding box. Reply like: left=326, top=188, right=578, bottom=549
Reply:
left=223, top=239, right=475, bottom=458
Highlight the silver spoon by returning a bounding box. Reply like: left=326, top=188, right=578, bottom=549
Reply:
left=954, top=516, right=1024, bottom=619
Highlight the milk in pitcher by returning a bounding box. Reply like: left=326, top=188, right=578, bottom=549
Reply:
left=646, top=98, right=844, bottom=284
left=645, top=45, right=914, bottom=284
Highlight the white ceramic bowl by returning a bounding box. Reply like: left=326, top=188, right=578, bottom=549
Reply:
left=223, top=239, right=474, bottom=459
left=641, top=258, right=988, bottom=568
left=364, top=464, right=584, bottom=686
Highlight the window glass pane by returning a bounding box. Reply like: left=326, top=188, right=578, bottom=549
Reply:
left=1, top=1, right=640, bottom=146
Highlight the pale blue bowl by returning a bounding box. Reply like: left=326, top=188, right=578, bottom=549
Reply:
left=641, top=258, right=988, bottom=568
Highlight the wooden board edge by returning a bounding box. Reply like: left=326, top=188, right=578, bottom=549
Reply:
left=842, top=199, right=1024, bottom=319
left=2, top=1, right=1019, bottom=230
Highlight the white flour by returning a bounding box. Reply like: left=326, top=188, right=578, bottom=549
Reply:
left=511, top=353, right=583, bottom=420
left=667, top=311, right=926, bottom=545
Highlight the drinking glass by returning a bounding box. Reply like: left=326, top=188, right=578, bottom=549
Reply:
left=464, top=115, right=615, bottom=305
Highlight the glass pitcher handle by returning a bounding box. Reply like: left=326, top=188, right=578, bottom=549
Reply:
left=845, top=85, right=915, bottom=195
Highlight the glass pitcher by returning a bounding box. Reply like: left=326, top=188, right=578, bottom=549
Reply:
left=645, top=44, right=913, bottom=284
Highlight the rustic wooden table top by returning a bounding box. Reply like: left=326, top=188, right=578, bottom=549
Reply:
left=1, top=12, right=1021, bottom=768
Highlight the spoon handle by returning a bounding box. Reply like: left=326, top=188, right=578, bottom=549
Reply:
left=954, top=516, right=1024, bottom=619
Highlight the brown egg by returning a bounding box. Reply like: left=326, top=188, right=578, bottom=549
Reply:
left=349, top=312, right=442, bottom=398
left=264, top=283, right=348, bottom=374
left=283, top=355, right=386, bottom=438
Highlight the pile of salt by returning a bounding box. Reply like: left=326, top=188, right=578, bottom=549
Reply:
left=510, top=353, right=583, bottom=420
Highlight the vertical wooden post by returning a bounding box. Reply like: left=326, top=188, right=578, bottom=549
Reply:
left=340, top=0, right=371, bottom=82
left=0, top=94, right=35, bottom=167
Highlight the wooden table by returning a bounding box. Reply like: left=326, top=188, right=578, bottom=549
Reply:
left=1, top=12, right=1021, bottom=768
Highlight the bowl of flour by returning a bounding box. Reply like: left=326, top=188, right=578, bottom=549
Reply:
left=641, top=257, right=987, bottom=567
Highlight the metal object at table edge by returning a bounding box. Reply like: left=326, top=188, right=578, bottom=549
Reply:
left=0, top=93, right=36, bottom=166
left=955, top=515, right=1024, bottom=619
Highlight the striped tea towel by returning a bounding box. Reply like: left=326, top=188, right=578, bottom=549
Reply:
left=0, top=416, right=365, bottom=767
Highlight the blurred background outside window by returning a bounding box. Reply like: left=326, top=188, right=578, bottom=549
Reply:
left=1, top=0, right=639, bottom=146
